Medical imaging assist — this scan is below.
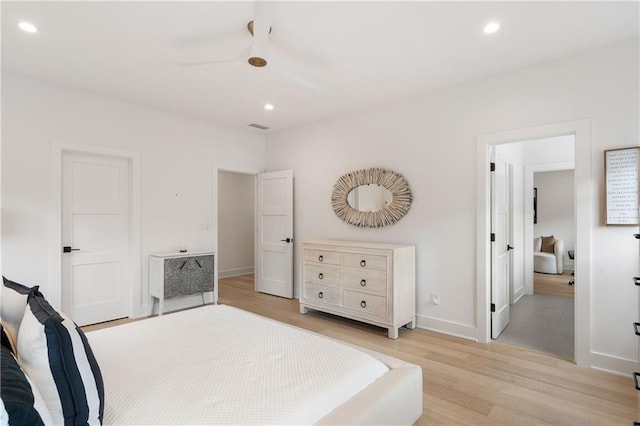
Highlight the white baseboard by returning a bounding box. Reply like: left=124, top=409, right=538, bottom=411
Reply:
left=135, top=303, right=150, bottom=318
left=589, top=350, right=637, bottom=377
left=415, top=315, right=477, bottom=341
left=513, top=286, right=525, bottom=304
left=218, top=266, right=254, bottom=278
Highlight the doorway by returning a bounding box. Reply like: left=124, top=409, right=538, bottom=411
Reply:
left=477, top=119, right=591, bottom=366
left=491, top=136, right=576, bottom=359
left=213, top=166, right=294, bottom=300
left=50, top=141, right=141, bottom=326
left=62, top=153, right=130, bottom=326
left=217, top=170, right=255, bottom=281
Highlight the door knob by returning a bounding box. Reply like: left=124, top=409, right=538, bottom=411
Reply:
left=63, top=246, right=80, bottom=253
left=507, top=245, right=515, bottom=251
left=280, top=238, right=293, bottom=243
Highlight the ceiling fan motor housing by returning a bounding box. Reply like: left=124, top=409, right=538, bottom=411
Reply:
left=248, top=56, right=267, bottom=67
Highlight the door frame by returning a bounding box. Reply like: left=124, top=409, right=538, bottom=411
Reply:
left=212, top=163, right=263, bottom=294
left=50, top=140, right=141, bottom=317
left=476, top=118, right=591, bottom=367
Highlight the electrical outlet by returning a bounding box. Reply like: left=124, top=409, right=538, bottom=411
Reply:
left=431, top=294, right=439, bottom=305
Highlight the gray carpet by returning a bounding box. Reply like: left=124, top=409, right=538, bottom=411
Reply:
left=495, top=294, right=574, bottom=359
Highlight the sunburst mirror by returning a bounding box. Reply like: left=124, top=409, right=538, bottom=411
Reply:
left=331, top=167, right=412, bottom=228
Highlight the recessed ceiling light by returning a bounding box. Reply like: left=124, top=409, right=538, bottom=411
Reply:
left=264, top=103, right=274, bottom=111
left=18, top=21, right=38, bottom=33
left=483, top=21, right=500, bottom=34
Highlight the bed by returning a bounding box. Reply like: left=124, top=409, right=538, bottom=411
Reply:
left=86, top=304, right=423, bottom=425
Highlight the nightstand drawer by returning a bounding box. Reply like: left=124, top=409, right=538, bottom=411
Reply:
left=304, top=249, right=340, bottom=265
left=304, top=264, right=340, bottom=286
left=342, top=269, right=387, bottom=295
left=343, top=291, right=388, bottom=317
left=342, top=253, right=387, bottom=270
left=304, top=284, right=341, bottom=306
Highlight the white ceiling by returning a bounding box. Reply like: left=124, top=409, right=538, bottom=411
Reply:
left=2, top=1, right=638, bottom=133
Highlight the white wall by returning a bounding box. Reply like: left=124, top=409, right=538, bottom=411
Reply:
left=535, top=170, right=575, bottom=270
left=1, top=73, right=266, bottom=314
left=218, top=171, right=255, bottom=278
left=265, top=38, right=639, bottom=373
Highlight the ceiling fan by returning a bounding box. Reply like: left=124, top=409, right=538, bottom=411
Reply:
left=178, top=3, right=322, bottom=92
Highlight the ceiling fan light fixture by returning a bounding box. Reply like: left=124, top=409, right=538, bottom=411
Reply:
left=264, top=103, right=274, bottom=111
left=248, top=56, right=268, bottom=67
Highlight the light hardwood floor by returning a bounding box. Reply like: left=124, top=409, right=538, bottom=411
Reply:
left=85, top=274, right=637, bottom=425
left=219, top=274, right=636, bottom=425
left=534, top=271, right=575, bottom=298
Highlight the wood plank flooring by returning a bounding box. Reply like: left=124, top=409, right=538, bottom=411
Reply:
left=219, top=274, right=636, bottom=425
left=534, top=271, right=575, bottom=298
left=84, top=274, right=637, bottom=425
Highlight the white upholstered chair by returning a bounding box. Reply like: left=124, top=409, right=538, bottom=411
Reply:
left=533, top=236, right=564, bottom=274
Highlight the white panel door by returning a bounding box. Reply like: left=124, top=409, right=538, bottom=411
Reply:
left=491, top=160, right=511, bottom=338
left=62, top=154, right=129, bottom=326
left=256, top=170, right=293, bottom=298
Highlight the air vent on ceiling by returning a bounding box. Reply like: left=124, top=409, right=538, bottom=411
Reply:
left=248, top=123, right=269, bottom=130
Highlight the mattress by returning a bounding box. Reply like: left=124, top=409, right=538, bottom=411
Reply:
left=86, top=305, right=392, bottom=425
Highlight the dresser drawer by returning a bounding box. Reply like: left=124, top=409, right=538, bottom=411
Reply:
left=341, top=253, right=387, bottom=270
left=164, top=255, right=214, bottom=299
left=342, top=269, right=387, bottom=295
left=304, top=249, right=341, bottom=265
left=343, top=290, right=388, bottom=317
left=303, top=284, right=341, bottom=306
left=304, top=264, right=340, bottom=286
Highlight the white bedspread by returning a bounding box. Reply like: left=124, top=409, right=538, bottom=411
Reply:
left=86, top=305, right=389, bottom=425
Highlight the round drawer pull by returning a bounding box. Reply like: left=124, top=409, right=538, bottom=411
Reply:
left=360, top=300, right=367, bottom=308
left=318, top=273, right=324, bottom=280
left=318, top=255, right=324, bottom=262
left=360, top=279, right=366, bottom=287
left=360, top=259, right=367, bottom=267
left=318, top=291, right=324, bottom=299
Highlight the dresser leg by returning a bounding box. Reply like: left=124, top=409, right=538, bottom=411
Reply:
left=388, top=327, right=399, bottom=339
left=406, top=318, right=416, bottom=329
left=159, top=298, right=164, bottom=316
left=299, top=305, right=308, bottom=314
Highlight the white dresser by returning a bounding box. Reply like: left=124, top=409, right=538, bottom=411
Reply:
left=149, top=251, right=216, bottom=315
left=300, top=240, right=415, bottom=339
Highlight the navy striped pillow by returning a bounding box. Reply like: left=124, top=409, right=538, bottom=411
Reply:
left=0, top=345, right=52, bottom=425
left=17, top=292, right=104, bottom=426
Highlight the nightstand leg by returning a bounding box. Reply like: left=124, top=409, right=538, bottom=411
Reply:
left=299, top=305, right=308, bottom=314
left=406, top=318, right=416, bottom=329
left=159, top=297, right=164, bottom=316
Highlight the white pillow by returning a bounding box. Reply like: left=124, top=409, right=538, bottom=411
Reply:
left=1, top=277, right=39, bottom=346
left=533, top=237, right=542, bottom=252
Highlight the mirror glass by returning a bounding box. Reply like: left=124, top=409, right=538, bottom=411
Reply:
left=347, top=184, right=393, bottom=212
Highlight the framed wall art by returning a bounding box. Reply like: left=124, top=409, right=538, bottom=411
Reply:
left=605, top=146, right=639, bottom=225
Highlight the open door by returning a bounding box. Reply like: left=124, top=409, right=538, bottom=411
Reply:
left=256, top=170, right=293, bottom=298
left=491, top=159, right=511, bottom=338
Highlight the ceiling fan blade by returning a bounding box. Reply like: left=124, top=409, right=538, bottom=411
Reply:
left=178, top=47, right=250, bottom=67
left=177, top=58, right=238, bottom=67
left=268, top=58, right=323, bottom=92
